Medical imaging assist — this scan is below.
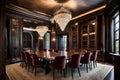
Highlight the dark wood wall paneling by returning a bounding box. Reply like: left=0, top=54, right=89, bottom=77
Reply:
left=77, top=9, right=105, bottom=50
left=70, top=9, right=106, bottom=61
left=0, top=1, right=6, bottom=80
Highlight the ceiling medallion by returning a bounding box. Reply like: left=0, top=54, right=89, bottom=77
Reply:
left=54, top=0, right=70, bottom=3
left=53, top=6, right=72, bottom=31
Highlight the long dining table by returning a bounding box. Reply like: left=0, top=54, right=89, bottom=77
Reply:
left=28, top=50, right=86, bottom=74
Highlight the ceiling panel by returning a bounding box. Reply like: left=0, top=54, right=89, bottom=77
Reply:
left=12, top=0, right=106, bottom=18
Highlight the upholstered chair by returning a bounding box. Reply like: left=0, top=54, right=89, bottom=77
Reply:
left=20, top=50, right=26, bottom=67
left=31, top=54, right=41, bottom=76
left=50, top=56, right=66, bottom=80
left=80, top=52, right=92, bottom=72
left=49, top=49, right=54, bottom=52
left=67, top=54, right=81, bottom=79
left=91, top=50, right=98, bottom=68
left=25, top=52, right=32, bottom=72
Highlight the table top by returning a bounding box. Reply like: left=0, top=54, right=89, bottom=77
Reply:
left=33, top=50, right=86, bottom=61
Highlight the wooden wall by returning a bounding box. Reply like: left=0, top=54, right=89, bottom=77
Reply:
left=0, top=1, right=6, bottom=80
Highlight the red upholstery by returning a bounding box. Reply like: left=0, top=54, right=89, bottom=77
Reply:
left=49, top=49, right=54, bottom=52
left=81, top=52, right=92, bottom=64
left=31, top=54, right=41, bottom=66
left=80, top=52, right=92, bottom=72
left=66, top=49, right=70, bottom=52
left=31, top=54, right=41, bottom=76
left=90, top=50, right=98, bottom=68
left=50, top=56, right=66, bottom=69
left=25, top=52, right=32, bottom=71
left=43, top=49, right=47, bottom=52
left=67, top=54, right=81, bottom=68
left=91, top=50, right=98, bottom=61
left=50, top=56, right=66, bottom=80
left=20, top=51, right=26, bottom=61
left=67, top=54, right=81, bottom=79
left=20, top=51, right=26, bottom=67
left=54, top=50, right=59, bottom=53
left=25, top=52, right=32, bottom=63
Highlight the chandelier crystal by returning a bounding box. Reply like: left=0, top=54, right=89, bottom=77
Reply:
left=35, top=26, right=48, bottom=37
left=54, top=7, right=72, bottom=31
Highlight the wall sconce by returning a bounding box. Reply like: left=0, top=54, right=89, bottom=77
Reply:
left=52, top=38, right=56, bottom=42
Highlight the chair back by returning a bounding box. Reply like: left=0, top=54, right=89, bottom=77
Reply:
left=91, top=50, right=98, bottom=61
left=20, top=51, right=26, bottom=60
left=54, top=50, right=59, bottom=53
left=43, top=49, right=47, bottom=52
left=53, top=56, right=66, bottom=69
left=49, top=49, right=54, bottom=52
left=25, top=52, right=32, bottom=62
left=31, top=54, right=40, bottom=66
left=70, top=54, right=81, bottom=68
left=83, top=52, right=92, bottom=63
left=66, top=49, right=70, bottom=52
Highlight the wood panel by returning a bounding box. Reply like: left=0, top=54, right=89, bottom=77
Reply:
left=0, top=4, right=6, bottom=80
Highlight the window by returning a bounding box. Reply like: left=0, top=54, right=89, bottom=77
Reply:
left=57, top=34, right=67, bottom=51
left=44, top=32, right=50, bottom=50
left=111, top=12, right=119, bottom=53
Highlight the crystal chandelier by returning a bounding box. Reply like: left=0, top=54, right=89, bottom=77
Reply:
left=54, top=6, right=72, bottom=31
left=35, top=26, right=48, bottom=37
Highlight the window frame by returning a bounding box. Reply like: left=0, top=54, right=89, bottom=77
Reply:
left=111, top=11, right=119, bottom=53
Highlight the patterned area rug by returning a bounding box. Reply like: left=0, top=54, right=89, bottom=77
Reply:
left=6, top=62, right=113, bottom=80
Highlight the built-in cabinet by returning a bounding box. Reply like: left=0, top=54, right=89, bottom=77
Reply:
left=7, top=17, right=22, bottom=61
left=81, top=20, right=96, bottom=50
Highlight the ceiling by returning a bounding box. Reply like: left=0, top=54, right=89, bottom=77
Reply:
left=12, top=0, right=107, bottom=19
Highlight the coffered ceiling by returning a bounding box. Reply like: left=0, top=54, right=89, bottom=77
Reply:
left=12, top=0, right=107, bottom=19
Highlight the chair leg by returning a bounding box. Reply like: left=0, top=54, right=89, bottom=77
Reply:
left=95, top=61, right=97, bottom=67
left=89, top=63, right=92, bottom=70
left=93, top=61, right=95, bottom=68
left=71, top=68, right=74, bottom=79
left=63, top=69, right=66, bottom=77
left=32, top=66, right=34, bottom=73
left=86, top=64, right=88, bottom=73
left=77, top=68, right=81, bottom=77
left=90, top=61, right=93, bottom=69
left=34, top=67, right=37, bottom=76
left=53, top=69, right=55, bottom=80
left=28, top=63, right=30, bottom=72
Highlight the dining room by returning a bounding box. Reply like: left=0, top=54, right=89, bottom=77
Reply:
left=0, top=0, right=120, bottom=80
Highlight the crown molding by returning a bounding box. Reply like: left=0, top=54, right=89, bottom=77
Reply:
left=6, top=4, right=51, bottom=21
left=71, top=5, right=106, bottom=21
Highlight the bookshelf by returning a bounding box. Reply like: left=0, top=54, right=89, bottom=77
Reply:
left=81, top=20, right=96, bottom=50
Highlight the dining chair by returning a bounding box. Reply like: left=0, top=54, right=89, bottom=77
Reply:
left=43, top=49, right=47, bottom=52
left=25, top=52, right=32, bottom=72
left=66, top=49, right=71, bottom=53
left=80, top=52, right=92, bottom=72
left=50, top=56, right=66, bottom=80
left=54, top=50, right=59, bottom=53
left=49, top=49, right=54, bottom=52
left=67, top=54, right=81, bottom=79
left=20, top=50, right=26, bottom=68
left=31, top=54, right=41, bottom=76
left=91, top=50, right=98, bottom=68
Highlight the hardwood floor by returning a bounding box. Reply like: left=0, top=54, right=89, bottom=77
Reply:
left=6, top=63, right=114, bottom=80
left=6, top=68, right=114, bottom=80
